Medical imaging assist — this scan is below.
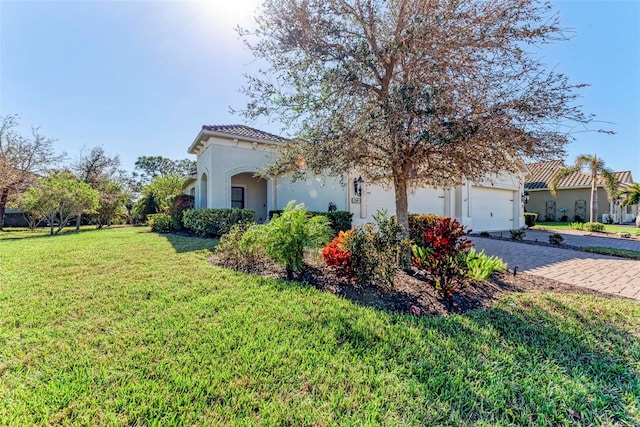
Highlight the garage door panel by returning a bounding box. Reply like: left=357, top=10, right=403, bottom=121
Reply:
left=472, top=187, right=514, bottom=231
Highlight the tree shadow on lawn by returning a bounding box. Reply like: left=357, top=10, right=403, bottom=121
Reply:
left=158, top=231, right=218, bottom=253
left=286, top=285, right=640, bottom=424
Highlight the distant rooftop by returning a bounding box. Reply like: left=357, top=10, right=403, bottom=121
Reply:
left=525, top=160, right=633, bottom=190
left=201, top=124, right=286, bottom=144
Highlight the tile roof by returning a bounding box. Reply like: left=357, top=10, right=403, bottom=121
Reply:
left=525, top=160, right=633, bottom=190
left=201, top=124, right=286, bottom=143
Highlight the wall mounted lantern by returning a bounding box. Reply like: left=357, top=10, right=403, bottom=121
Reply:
left=521, top=192, right=530, bottom=204
left=353, top=176, right=364, bottom=197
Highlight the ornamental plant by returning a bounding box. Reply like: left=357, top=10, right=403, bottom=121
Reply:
left=411, top=217, right=473, bottom=308
left=263, top=201, right=331, bottom=278
left=344, top=210, right=407, bottom=288
left=321, top=230, right=354, bottom=274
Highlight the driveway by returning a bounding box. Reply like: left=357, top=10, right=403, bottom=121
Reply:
left=472, top=237, right=640, bottom=301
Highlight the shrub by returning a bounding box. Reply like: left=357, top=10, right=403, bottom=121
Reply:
left=411, top=217, right=473, bottom=307
left=548, top=233, right=564, bottom=245
left=509, top=229, right=526, bottom=240
left=479, top=231, right=491, bottom=237
left=465, top=248, right=506, bottom=281
left=321, top=230, right=354, bottom=273
left=573, top=215, right=584, bottom=223
left=263, top=201, right=331, bottom=278
left=183, top=208, right=255, bottom=237
left=269, top=209, right=352, bottom=235
left=560, top=215, right=568, bottom=222
left=216, top=222, right=266, bottom=272
left=170, top=195, right=194, bottom=231
left=409, top=214, right=445, bottom=244
left=524, top=212, right=537, bottom=228
left=148, top=213, right=172, bottom=233
left=570, top=222, right=584, bottom=230
left=344, top=210, right=406, bottom=288
left=584, top=222, right=605, bottom=232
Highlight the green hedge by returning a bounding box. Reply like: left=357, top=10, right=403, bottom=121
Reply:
left=183, top=208, right=255, bottom=237
left=583, top=222, right=604, bottom=232
left=524, top=212, right=537, bottom=228
left=268, top=210, right=352, bottom=235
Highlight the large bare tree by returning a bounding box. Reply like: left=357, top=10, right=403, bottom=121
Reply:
left=0, top=115, right=64, bottom=230
left=238, top=0, right=603, bottom=237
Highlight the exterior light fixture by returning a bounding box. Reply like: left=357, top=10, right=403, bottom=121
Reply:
left=521, top=192, right=530, bottom=204
left=353, top=176, right=364, bottom=197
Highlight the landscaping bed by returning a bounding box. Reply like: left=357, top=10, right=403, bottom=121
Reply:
left=209, top=253, right=615, bottom=317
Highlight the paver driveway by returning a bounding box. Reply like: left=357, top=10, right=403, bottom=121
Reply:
left=472, top=237, right=640, bottom=301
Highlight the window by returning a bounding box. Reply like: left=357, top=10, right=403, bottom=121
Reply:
left=231, top=186, right=245, bottom=209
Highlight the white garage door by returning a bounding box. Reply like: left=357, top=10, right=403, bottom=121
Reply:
left=471, top=187, right=514, bottom=232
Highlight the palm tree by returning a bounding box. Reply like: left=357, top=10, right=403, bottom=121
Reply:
left=618, top=182, right=640, bottom=227
left=549, top=154, right=618, bottom=223
left=618, top=182, right=640, bottom=207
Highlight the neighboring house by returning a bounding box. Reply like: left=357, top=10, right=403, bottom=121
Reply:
left=525, top=160, right=637, bottom=223
left=187, top=124, right=529, bottom=231
left=3, top=206, right=28, bottom=227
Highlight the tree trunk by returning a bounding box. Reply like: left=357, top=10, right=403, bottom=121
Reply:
left=590, top=175, right=598, bottom=223
left=393, top=173, right=411, bottom=269
left=75, top=214, right=82, bottom=232
left=0, top=188, right=8, bottom=231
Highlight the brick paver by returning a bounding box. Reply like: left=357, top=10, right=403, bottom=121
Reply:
left=472, top=237, right=640, bottom=301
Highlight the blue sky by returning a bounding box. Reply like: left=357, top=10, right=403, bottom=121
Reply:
left=1, top=0, right=639, bottom=181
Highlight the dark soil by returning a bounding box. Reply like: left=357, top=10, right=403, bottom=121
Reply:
left=209, top=254, right=613, bottom=317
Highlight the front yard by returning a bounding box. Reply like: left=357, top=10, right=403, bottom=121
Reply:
left=533, top=221, right=640, bottom=236
left=1, top=227, right=639, bottom=425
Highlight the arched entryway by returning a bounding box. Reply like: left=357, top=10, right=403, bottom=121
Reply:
left=200, top=173, right=208, bottom=209
left=230, top=172, right=268, bottom=223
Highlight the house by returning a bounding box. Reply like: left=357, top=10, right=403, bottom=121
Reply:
left=524, top=160, right=637, bottom=223
left=187, top=124, right=529, bottom=231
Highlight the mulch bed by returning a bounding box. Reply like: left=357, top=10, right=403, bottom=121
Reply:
left=209, top=254, right=613, bottom=317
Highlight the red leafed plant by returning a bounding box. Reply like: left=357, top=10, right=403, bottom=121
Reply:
left=412, top=217, right=473, bottom=308
left=322, top=230, right=354, bottom=273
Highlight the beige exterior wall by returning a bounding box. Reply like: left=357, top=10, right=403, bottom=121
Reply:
left=526, top=188, right=610, bottom=222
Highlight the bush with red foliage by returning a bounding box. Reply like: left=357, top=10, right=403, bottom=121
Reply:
left=322, top=230, right=354, bottom=273
left=411, top=217, right=473, bottom=307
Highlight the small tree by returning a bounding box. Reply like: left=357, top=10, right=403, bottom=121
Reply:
left=72, top=146, right=122, bottom=230
left=550, top=155, right=618, bottom=223
left=0, top=114, right=64, bottom=230
left=21, top=172, right=99, bottom=235
left=135, top=174, right=186, bottom=217
left=95, top=181, right=129, bottom=228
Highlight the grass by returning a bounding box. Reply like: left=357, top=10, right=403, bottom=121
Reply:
left=534, top=221, right=640, bottom=235
left=1, top=226, right=639, bottom=425
left=582, top=246, right=640, bottom=259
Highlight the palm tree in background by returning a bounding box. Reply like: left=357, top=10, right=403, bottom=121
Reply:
left=550, top=154, right=618, bottom=223
left=618, top=182, right=640, bottom=227
left=618, top=182, right=640, bottom=207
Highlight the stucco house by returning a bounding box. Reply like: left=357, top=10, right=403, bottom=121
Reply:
left=186, top=124, right=529, bottom=231
left=524, top=160, right=637, bottom=223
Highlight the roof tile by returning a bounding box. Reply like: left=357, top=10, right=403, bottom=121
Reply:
left=202, top=124, right=286, bottom=143
left=525, top=160, right=633, bottom=190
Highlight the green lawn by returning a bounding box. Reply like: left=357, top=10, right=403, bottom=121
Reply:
left=1, top=227, right=639, bottom=425
left=534, top=221, right=640, bottom=235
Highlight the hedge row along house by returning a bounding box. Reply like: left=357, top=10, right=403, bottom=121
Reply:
left=183, top=125, right=529, bottom=232
left=525, top=160, right=637, bottom=223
